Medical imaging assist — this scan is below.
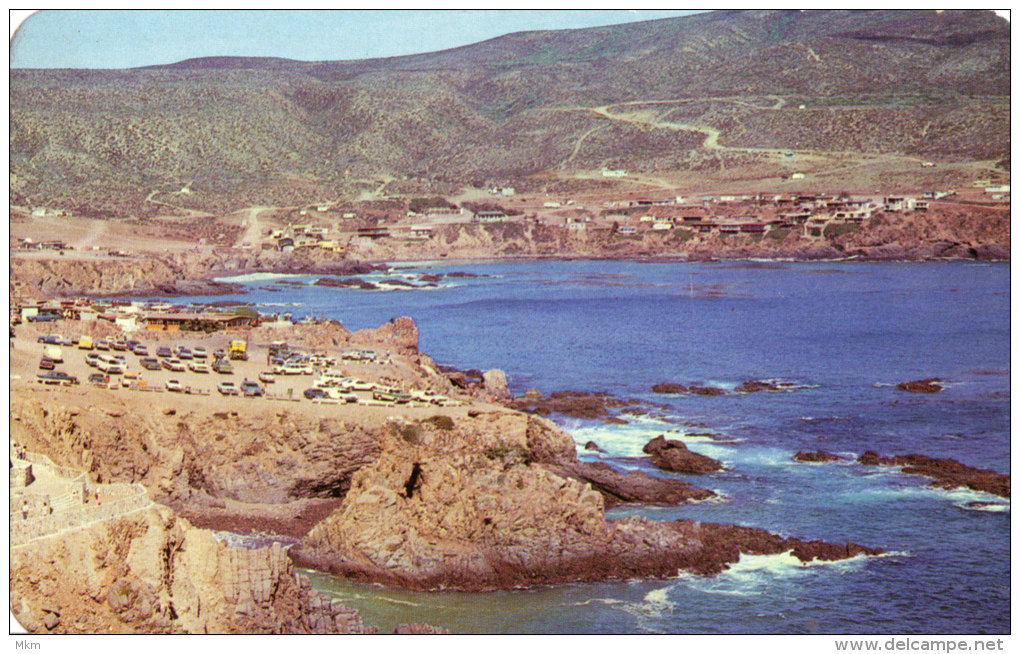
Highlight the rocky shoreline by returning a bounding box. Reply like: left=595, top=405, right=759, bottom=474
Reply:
left=11, top=247, right=1010, bottom=300
left=9, top=314, right=890, bottom=631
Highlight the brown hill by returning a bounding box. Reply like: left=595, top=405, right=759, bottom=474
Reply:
left=10, top=10, right=1010, bottom=214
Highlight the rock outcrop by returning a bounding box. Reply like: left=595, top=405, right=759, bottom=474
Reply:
left=896, top=379, right=944, bottom=393
left=506, top=390, right=644, bottom=420
left=642, top=435, right=723, bottom=474
left=793, top=451, right=846, bottom=463
left=350, top=317, right=419, bottom=354
left=651, top=383, right=726, bottom=396
left=857, top=451, right=1009, bottom=498
left=543, top=461, right=715, bottom=508
left=482, top=369, right=511, bottom=401
left=10, top=504, right=376, bottom=634
left=292, top=411, right=879, bottom=591
left=9, top=393, right=385, bottom=535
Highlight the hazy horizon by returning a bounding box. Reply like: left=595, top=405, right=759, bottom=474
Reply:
left=10, top=9, right=706, bottom=70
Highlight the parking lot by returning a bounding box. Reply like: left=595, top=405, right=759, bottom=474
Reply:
left=14, top=329, right=456, bottom=409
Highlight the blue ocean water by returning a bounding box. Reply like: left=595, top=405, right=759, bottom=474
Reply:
left=176, top=261, right=1009, bottom=634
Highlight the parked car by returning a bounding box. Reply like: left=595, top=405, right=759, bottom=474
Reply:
left=240, top=380, right=264, bottom=397
left=212, top=359, right=234, bottom=374
left=111, top=340, right=128, bottom=351
left=132, top=345, right=149, bottom=357
left=88, top=372, right=110, bottom=385
left=303, top=388, right=329, bottom=400
left=165, top=379, right=183, bottom=392
left=213, top=349, right=226, bottom=359
left=38, top=371, right=78, bottom=386
left=188, top=362, right=211, bottom=374
left=38, top=357, right=56, bottom=370
left=373, top=388, right=411, bottom=404
left=217, top=381, right=240, bottom=396
left=95, top=339, right=110, bottom=351
left=85, top=352, right=102, bottom=367
left=192, top=347, right=208, bottom=359
left=162, top=358, right=186, bottom=372
left=126, top=340, right=141, bottom=350
left=156, top=346, right=173, bottom=358
left=140, top=357, right=161, bottom=371
left=258, top=371, right=276, bottom=384
left=36, top=334, right=61, bottom=345
left=176, top=347, right=193, bottom=360
left=326, top=388, right=358, bottom=403
left=28, top=313, right=60, bottom=323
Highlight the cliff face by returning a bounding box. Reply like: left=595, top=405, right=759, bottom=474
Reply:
left=9, top=393, right=383, bottom=508
left=10, top=504, right=372, bottom=634
left=293, top=412, right=880, bottom=590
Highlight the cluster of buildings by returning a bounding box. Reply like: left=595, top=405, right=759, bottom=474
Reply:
left=11, top=298, right=255, bottom=333
left=270, top=224, right=345, bottom=253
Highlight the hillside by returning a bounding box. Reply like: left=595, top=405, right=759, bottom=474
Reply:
left=10, top=10, right=1010, bottom=215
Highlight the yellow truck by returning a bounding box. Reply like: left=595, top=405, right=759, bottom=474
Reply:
left=228, top=340, right=248, bottom=361
left=78, top=336, right=93, bottom=350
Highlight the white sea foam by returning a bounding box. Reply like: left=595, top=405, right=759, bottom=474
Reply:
left=843, top=479, right=1009, bottom=510
left=214, top=272, right=305, bottom=283
left=956, top=501, right=1010, bottom=513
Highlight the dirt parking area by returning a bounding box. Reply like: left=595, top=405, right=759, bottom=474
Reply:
left=10, top=327, right=467, bottom=418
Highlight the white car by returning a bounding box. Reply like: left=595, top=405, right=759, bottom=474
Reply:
left=165, top=379, right=183, bottom=392
left=326, top=388, right=358, bottom=403
left=192, top=347, right=208, bottom=359
left=188, top=362, right=211, bottom=374
left=162, top=358, right=186, bottom=372
left=217, top=382, right=239, bottom=396
left=344, top=378, right=374, bottom=391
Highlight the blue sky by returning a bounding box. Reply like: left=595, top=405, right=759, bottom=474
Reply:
left=10, top=10, right=705, bottom=69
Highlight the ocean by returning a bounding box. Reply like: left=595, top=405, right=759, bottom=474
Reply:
left=192, top=260, right=1009, bottom=634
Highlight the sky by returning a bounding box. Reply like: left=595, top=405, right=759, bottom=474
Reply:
left=9, top=9, right=706, bottom=69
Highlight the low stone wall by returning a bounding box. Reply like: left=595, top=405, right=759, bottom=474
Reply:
left=11, top=483, right=151, bottom=547
left=22, top=452, right=87, bottom=484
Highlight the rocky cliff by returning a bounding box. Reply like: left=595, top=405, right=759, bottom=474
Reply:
left=293, top=412, right=880, bottom=590
left=9, top=391, right=385, bottom=535
left=10, top=504, right=373, bottom=634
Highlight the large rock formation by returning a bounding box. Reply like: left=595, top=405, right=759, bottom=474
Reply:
left=292, top=411, right=881, bottom=591
left=857, top=451, right=1009, bottom=498
left=642, top=435, right=723, bottom=474
left=8, top=392, right=386, bottom=535
left=10, top=504, right=374, bottom=634
left=350, top=316, right=419, bottom=354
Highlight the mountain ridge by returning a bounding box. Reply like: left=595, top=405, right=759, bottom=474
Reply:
left=10, top=9, right=1009, bottom=215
